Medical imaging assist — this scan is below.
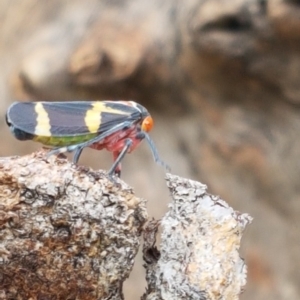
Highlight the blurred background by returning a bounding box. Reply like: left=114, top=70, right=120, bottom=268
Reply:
left=1, top=0, right=300, bottom=299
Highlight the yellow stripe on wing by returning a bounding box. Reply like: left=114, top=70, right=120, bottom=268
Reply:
left=84, top=102, right=125, bottom=133
left=34, top=103, right=51, bottom=136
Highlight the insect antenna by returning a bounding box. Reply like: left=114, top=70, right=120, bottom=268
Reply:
left=143, top=132, right=170, bottom=172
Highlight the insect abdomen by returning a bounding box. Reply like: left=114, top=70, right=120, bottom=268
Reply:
left=32, top=133, right=98, bottom=147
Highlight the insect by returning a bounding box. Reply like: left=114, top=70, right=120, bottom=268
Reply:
left=6, top=100, right=169, bottom=177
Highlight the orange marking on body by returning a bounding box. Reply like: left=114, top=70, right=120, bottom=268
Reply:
left=141, top=116, right=153, bottom=132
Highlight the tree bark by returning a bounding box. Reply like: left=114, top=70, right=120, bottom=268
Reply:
left=0, top=151, right=147, bottom=299
left=142, top=174, right=252, bottom=300
left=0, top=151, right=252, bottom=299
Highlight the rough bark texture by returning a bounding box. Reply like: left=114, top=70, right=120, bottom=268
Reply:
left=1, top=1, right=300, bottom=299
left=0, top=151, right=147, bottom=299
left=142, top=174, right=252, bottom=300
left=0, top=153, right=251, bottom=299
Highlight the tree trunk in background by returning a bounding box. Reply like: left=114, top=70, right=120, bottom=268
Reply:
left=0, top=1, right=300, bottom=299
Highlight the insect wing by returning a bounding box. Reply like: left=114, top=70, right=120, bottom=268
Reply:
left=90, top=101, right=141, bottom=135
left=6, top=101, right=141, bottom=137
left=6, top=101, right=39, bottom=136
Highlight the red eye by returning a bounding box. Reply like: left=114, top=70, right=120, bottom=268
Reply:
left=141, top=116, right=154, bottom=132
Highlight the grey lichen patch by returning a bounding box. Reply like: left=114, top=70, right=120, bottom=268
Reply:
left=143, top=173, right=252, bottom=300
left=0, top=150, right=148, bottom=300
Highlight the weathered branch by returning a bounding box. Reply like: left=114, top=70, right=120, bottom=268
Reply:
left=142, top=174, right=252, bottom=300
left=0, top=150, right=147, bottom=299
left=0, top=152, right=252, bottom=299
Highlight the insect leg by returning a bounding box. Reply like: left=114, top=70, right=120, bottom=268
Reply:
left=73, top=147, right=83, bottom=164
left=111, top=152, right=122, bottom=177
left=47, top=144, right=80, bottom=158
left=108, top=138, right=133, bottom=177
left=47, top=121, right=135, bottom=162
left=71, top=121, right=134, bottom=150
